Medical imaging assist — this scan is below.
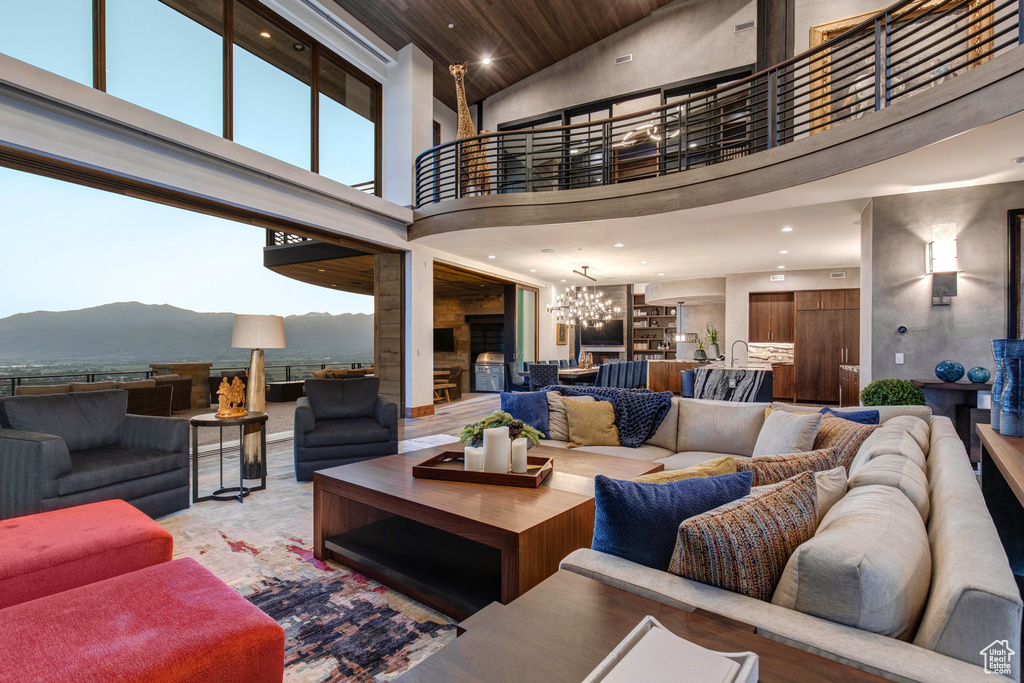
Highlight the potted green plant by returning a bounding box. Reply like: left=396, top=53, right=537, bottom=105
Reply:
left=692, top=337, right=707, bottom=361
left=705, top=322, right=720, bottom=359
left=859, top=378, right=927, bottom=406
left=460, top=410, right=544, bottom=448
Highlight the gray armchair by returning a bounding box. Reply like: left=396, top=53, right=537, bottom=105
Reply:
left=0, top=390, right=189, bottom=521
left=293, top=377, right=398, bottom=481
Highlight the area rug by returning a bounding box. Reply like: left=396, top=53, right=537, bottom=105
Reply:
left=159, top=438, right=461, bottom=682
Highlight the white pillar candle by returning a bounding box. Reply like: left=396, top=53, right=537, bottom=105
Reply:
left=483, top=426, right=511, bottom=473
left=511, top=437, right=528, bottom=474
left=463, top=447, right=484, bottom=471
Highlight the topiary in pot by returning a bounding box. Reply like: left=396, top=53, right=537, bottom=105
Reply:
left=859, top=378, right=926, bottom=406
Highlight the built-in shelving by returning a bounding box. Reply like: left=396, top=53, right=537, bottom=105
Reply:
left=631, top=294, right=676, bottom=361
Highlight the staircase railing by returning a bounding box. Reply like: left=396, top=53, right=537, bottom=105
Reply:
left=414, top=0, right=1021, bottom=208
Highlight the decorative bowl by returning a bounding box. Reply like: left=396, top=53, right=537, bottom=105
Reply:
left=934, top=360, right=965, bottom=383
left=967, top=366, right=991, bottom=383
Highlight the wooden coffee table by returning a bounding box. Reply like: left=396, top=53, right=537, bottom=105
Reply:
left=397, top=570, right=889, bottom=682
left=313, top=444, right=662, bottom=619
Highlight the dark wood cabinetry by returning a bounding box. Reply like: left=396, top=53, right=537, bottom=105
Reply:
left=772, top=363, right=795, bottom=401
left=840, top=365, right=861, bottom=407
left=794, top=288, right=860, bottom=404
left=749, top=293, right=794, bottom=343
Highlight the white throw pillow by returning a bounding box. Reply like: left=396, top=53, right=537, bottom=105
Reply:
left=646, top=397, right=680, bottom=451
left=772, top=485, right=931, bottom=641
left=546, top=392, right=595, bottom=441
left=753, top=410, right=822, bottom=456
left=676, top=399, right=769, bottom=456
left=849, top=454, right=930, bottom=523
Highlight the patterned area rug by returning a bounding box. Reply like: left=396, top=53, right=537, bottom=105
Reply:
left=160, top=435, right=463, bottom=682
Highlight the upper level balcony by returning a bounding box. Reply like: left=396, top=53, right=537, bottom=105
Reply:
left=411, top=0, right=1024, bottom=238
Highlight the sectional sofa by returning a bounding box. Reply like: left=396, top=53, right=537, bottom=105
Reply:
left=538, top=395, right=1022, bottom=682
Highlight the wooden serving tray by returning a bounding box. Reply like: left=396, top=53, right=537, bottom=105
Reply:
left=412, top=451, right=554, bottom=488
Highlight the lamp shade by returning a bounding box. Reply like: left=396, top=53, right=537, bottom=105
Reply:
left=231, top=314, right=286, bottom=349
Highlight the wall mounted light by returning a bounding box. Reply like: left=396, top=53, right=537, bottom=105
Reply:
left=926, top=224, right=958, bottom=306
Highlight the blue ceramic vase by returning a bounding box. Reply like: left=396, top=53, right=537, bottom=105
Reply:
left=934, top=360, right=965, bottom=383
left=993, top=340, right=1008, bottom=431
left=967, top=366, right=991, bottom=384
left=999, top=340, right=1024, bottom=437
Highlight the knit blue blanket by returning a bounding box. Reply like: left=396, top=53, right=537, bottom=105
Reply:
left=549, top=385, right=673, bottom=448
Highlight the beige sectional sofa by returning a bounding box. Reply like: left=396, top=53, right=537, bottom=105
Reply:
left=539, top=396, right=1022, bottom=682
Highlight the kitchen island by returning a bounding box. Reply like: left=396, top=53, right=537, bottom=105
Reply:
left=693, top=366, right=774, bottom=402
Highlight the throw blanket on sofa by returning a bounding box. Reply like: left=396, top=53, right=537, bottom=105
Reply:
left=549, top=386, right=673, bottom=448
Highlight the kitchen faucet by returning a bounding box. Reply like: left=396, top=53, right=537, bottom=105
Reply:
left=730, top=340, right=748, bottom=368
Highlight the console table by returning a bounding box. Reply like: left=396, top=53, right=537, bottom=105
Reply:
left=396, top=571, right=887, bottom=682
left=979, top=425, right=1024, bottom=594
left=914, top=380, right=992, bottom=462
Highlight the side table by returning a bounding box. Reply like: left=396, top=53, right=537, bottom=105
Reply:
left=190, top=412, right=268, bottom=503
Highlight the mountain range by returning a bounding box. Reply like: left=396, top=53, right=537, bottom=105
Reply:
left=0, top=302, right=374, bottom=364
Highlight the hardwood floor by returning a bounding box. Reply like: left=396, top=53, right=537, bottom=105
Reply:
left=401, top=393, right=499, bottom=440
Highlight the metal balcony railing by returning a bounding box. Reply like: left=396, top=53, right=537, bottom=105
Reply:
left=414, top=0, right=1021, bottom=208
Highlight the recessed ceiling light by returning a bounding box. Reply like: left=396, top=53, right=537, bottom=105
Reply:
left=561, top=279, right=567, bottom=282
left=318, top=268, right=326, bottom=272
left=782, top=227, right=793, bottom=232
left=448, top=23, right=454, bottom=28
left=331, top=284, right=337, bottom=287
left=613, top=243, right=624, bottom=247
left=640, top=261, right=648, bottom=264
left=777, top=266, right=786, bottom=269
left=260, top=31, right=271, bottom=38
left=658, top=273, right=665, bottom=276
left=779, top=250, right=788, bottom=254
left=482, top=57, right=492, bottom=65
left=529, top=269, right=536, bottom=272
left=487, top=255, right=496, bottom=259
left=293, top=43, right=306, bottom=52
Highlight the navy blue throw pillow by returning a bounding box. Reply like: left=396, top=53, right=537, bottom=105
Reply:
left=592, top=471, right=753, bottom=571
left=820, top=406, right=881, bottom=425
left=500, top=391, right=549, bottom=437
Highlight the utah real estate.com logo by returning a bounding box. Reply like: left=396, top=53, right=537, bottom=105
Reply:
left=981, top=640, right=1015, bottom=675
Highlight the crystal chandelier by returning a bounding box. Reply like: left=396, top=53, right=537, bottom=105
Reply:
left=547, top=266, right=621, bottom=327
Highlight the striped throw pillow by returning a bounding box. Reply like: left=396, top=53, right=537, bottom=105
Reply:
left=669, top=471, right=818, bottom=601
left=734, top=447, right=839, bottom=486
left=814, top=415, right=879, bottom=471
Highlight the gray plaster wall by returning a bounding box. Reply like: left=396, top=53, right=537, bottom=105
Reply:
left=870, top=183, right=1019, bottom=392
left=481, top=0, right=757, bottom=131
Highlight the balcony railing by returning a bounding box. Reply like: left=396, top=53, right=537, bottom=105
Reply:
left=0, top=363, right=372, bottom=397
left=415, top=0, right=1021, bottom=208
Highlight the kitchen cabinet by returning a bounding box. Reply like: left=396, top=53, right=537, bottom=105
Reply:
left=749, top=293, right=794, bottom=343
left=840, top=366, right=861, bottom=407
left=795, top=288, right=860, bottom=404
left=772, top=363, right=795, bottom=401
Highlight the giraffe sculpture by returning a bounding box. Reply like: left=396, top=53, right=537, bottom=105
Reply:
left=449, top=62, right=491, bottom=196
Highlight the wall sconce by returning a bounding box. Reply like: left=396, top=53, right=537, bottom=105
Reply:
left=675, top=332, right=699, bottom=343
left=926, top=225, right=958, bottom=306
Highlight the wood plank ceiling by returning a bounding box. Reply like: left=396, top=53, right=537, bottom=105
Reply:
left=326, top=0, right=676, bottom=111
left=433, top=261, right=508, bottom=298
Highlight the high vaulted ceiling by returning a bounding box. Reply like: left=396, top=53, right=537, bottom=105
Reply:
left=327, top=0, right=676, bottom=111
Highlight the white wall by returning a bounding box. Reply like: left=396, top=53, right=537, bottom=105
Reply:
left=433, top=98, right=459, bottom=145
left=383, top=44, right=434, bottom=208
left=725, top=267, right=862, bottom=348
left=482, top=0, right=757, bottom=130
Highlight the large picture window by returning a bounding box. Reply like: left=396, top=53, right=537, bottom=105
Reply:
left=0, top=0, right=93, bottom=86
left=106, top=0, right=223, bottom=136
left=0, top=0, right=381, bottom=194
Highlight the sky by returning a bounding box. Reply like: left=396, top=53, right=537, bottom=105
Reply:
left=0, top=0, right=378, bottom=320
left=0, top=166, right=373, bottom=319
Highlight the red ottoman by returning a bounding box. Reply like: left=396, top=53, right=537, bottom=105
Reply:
left=0, top=499, right=172, bottom=609
left=0, top=558, right=286, bottom=682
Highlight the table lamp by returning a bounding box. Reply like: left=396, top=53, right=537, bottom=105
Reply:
left=232, top=314, right=285, bottom=478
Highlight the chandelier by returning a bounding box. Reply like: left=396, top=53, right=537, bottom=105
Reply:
left=547, top=266, right=621, bottom=327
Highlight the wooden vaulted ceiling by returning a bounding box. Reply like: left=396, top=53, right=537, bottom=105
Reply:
left=433, top=261, right=508, bottom=298
left=326, top=0, right=677, bottom=111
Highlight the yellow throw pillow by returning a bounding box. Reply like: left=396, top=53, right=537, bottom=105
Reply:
left=633, top=457, right=737, bottom=484
left=563, top=398, right=620, bottom=448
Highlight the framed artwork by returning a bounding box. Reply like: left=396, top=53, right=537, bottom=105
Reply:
left=556, top=323, right=569, bottom=345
